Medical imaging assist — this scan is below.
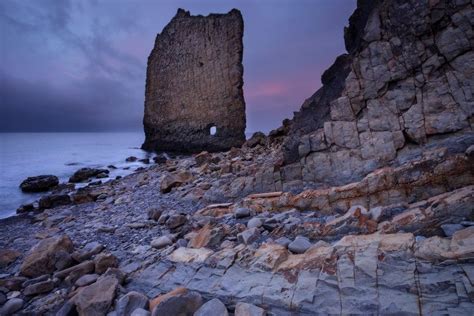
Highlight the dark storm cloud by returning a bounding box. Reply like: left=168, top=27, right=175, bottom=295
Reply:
left=0, top=0, right=356, bottom=133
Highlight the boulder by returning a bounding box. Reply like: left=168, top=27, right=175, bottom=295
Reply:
left=151, top=236, right=173, bottom=249
left=237, top=228, right=260, bottom=245
left=126, top=156, right=138, bottom=162
left=23, top=279, right=54, bottom=296
left=0, top=276, right=27, bottom=291
left=466, top=145, right=474, bottom=157
left=0, top=298, right=24, bottom=315
left=275, top=237, right=291, bottom=248
left=54, top=260, right=95, bottom=281
left=96, top=172, right=108, bottom=179
left=153, top=154, right=168, bottom=164
left=20, top=235, right=74, bottom=277
left=252, top=243, right=289, bottom=271
left=69, top=168, right=109, bottom=183
left=160, top=171, right=193, bottom=193
left=166, top=214, right=187, bottom=229
left=194, top=298, right=228, bottom=316
left=94, top=253, right=119, bottom=274
left=288, top=236, right=312, bottom=254
left=0, top=248, right=20, bottom=267
left=103, top=268, right=126, bottom=285
left=72, top=241, right=104, bottom=262
left=247, top=218, right=263, bottom=229
left=245, top=132, right=266, bottom=148
left=147, top=208, right=162, bottom=221
left=234, top=302, right=265, bottom=316
left=38, top=193, right=71, bottom=209
left=139, top=158, right=150, bottom=164
left=72, top=275, right=118, bottom=316
left=16, top=202, right=36, bottom=214
left=440, top=223, right=465, bottom=237
left=188, top=225, right=225, bottom=249
left=19, top=175, right=59, bottom=192
left=234, top=207, right=251, bottom=219
left=195, top=151, right=212, bottom=166
left=150, top=287, right=202, bottom=316
left=75, top=274, right=99, bottom=287
left=131, top=308, right=151, bottom=316
left=168, top=247, right=213, bottom=264
left=116, top=291, right=149, bottom=316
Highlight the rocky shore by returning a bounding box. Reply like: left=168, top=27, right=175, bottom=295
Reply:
left=1, top=135, right=473, bottom=315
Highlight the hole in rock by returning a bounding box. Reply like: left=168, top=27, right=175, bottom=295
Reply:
left=210, top=125, right=217, bottom=136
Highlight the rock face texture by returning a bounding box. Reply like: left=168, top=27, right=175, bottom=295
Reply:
left=275, top=0, right=473, bottom=189
left=142, top=9, right=246, bottom=153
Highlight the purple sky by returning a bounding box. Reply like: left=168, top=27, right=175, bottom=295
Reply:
left=0, top=0, right=356, bottom=133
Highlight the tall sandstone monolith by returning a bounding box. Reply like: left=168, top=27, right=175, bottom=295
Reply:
left=142, top=9, right=246, bottom=153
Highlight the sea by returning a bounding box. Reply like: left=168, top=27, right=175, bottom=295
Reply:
left=0, top=132, right=154, bottom=219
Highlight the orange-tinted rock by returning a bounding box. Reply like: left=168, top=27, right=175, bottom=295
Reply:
left=20, top=235, right=74, bottom=277
left=0, top=249, right=20, bottom=267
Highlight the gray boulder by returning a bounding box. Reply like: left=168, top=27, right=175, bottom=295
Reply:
left=288, top=236, right=312, bottom=254
left=238, top=228, right=260, bottom=245
left=0, top=298, right=24, bottom=315
left=116, top=291, right=149, bottom=316
left=234, top=302, right=265, bottom=316
left=131, top=308, right=150, bottom=316
left=151, top=236, right=173, bottom=249
left=234, top=207, right=251, bottom=219
left=441, top=224, right=465, bottom=237
left=247, top=218, right=263, bottom=229
left=194, top=298, right=228, bottom=316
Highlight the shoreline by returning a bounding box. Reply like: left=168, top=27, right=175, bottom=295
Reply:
left=0, top=139, right=473, bottom=314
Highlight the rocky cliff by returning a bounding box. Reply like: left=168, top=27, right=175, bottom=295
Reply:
left=277, top=0, right=473, bottom=189
left=142, top=9, right=246, bottom=153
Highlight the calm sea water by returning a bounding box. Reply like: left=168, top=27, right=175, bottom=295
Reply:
left=0, top=132, right=152, bottom=219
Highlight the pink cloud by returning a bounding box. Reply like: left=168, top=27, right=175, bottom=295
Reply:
left=245, top=81, right=288, bottom=98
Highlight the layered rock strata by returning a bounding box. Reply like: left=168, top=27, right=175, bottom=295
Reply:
left=277, top=0, right=473, bottom=190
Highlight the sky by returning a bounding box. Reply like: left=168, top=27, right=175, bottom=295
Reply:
left=0, top=0, right=356, bottom=134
